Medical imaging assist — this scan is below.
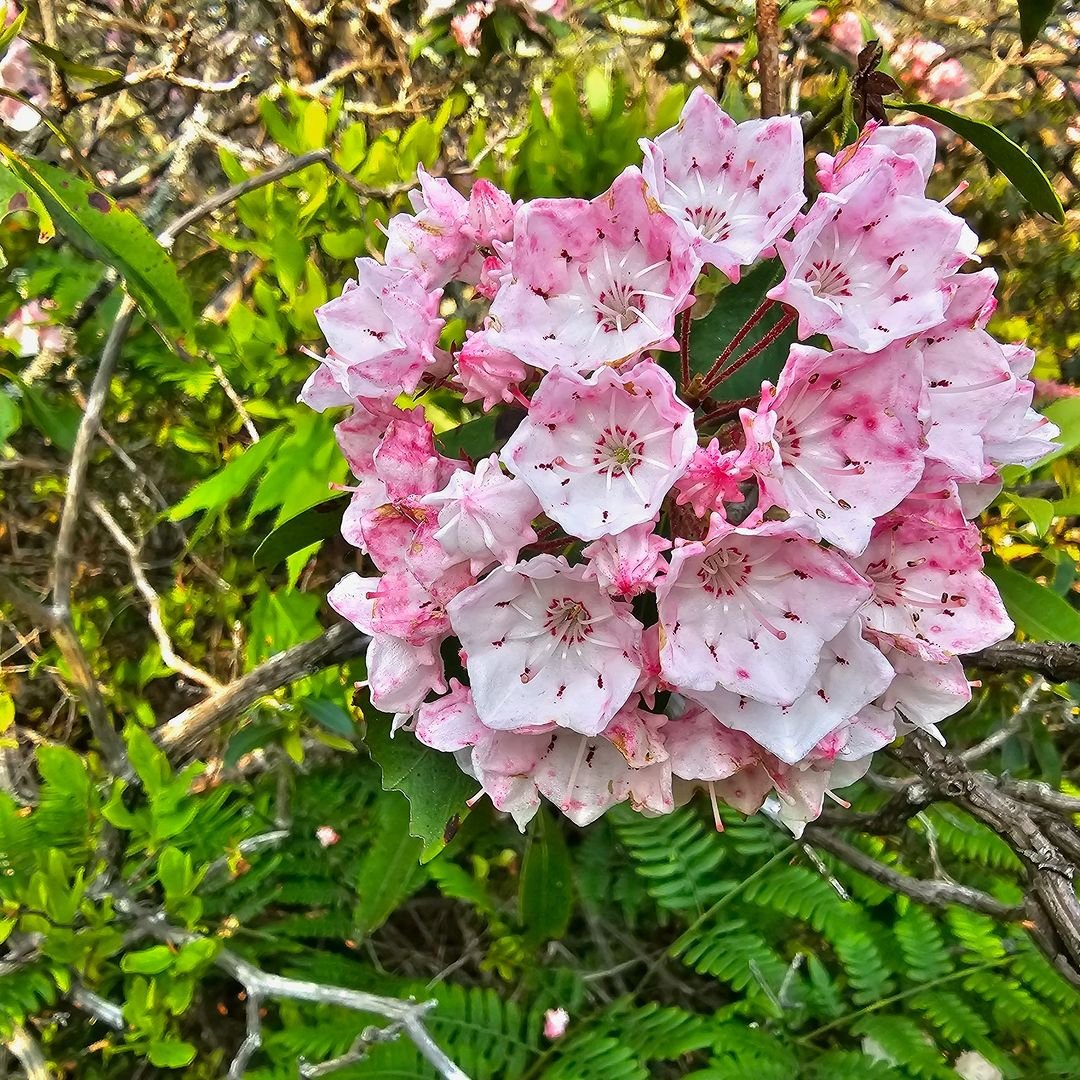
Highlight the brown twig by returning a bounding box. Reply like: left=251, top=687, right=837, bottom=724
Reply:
left=756, top=0, right=782, bottom=118
left=156, top=623, right=369, bottom=759
left=964, top=640, right=1080, bottom=683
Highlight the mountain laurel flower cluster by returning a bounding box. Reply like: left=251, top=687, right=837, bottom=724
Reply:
left=303, top=89, right=1057, bottom=837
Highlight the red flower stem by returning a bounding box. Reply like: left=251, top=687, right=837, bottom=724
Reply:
left=699, top=297, right=775, bottom=388
left=697, top=394, right=761, bottom=428
left=701, top=310, right=796, bottom=397
left=679, top=310, right=692, bottom=390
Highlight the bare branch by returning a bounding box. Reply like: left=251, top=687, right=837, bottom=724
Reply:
left=115, top=896, right=470, bottom=1080
left=89, top=497, right=223, bottom=694
left=964, top=640, right=1080, bottom=683
left=3, top=1023, right=50, bottom=1080
left=156, top=624, right=368, bottom=759
left=802, top=825, right=1022, bottom=918
left=70, top=984, right=125, bottom=1030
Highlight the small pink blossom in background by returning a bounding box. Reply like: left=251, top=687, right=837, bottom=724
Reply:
left=0, top=37, right=45, bottom=133
left=3, top=300, right=64, bottom=357
left=315, top=826, right=340, bottom=848
left=543, top=1008, right=570, bottom=1040
left=305, top=85, right=1052, bottom=837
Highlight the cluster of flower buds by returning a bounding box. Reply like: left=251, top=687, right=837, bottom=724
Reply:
left=302, top=89, right=1057, bottom=836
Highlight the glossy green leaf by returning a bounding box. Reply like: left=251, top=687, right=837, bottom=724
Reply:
left=364, top=709, right=474, bottom=863
left=1008, top=493, right=1055, bottom=536
left=1017, top=0, right=1056, bottom=51
left=884, top=98, right=1064, bottom=223
left=686, top=262, right=798, bottom=401
left=253, top=493, right=347, bottom=569
left=519, top=805, right=572, bottom=944
left=147, top=1041, right=197, bottom=1069
left=437, top=412, right=500, bottom=460
left=0, top=151, right=195, bottom=332
left=986, top=563, right=1080, bottom=642
left=121, top=945, right=174, bottom=975
left=0, top=389, right=20, bottom=445
left=300, top=697, right=357, bottom=739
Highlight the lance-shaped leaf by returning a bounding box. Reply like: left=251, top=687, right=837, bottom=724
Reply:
left=0, top=151, right=195, bottom=333
left=1017, top=0, right=1056, bottom=52
left=884, top=98, right=1065, bottom=223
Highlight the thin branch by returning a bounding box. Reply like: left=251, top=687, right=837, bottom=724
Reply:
left=960, top=676, right=1045, bottom=763
left=801, top=825, right=1022, bottom=919
left=156, top=623, right=369, bottom=759
left=70, top=984, right=125, bottom=1031
left=228, top=990, right=263, bottom=1079
left=89, top=497, right=223, bottom=694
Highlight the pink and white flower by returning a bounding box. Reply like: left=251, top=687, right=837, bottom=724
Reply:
left=582, top=520, right=671, bottom=598
left=640, top=88, right=805, bottom=281
left=447, top=555, right=644, bottom=735
left=481, top=167, right=700, bottom=373
left=313, top=262, right=445, bottom=400
left=657, top=517, right=872, bottom=706
left=768, top=163, right=970, bottom=353
left=740, top=341, right=926, bottom=554
left=422, top=454, right=542, bottom=573
left=500, top=359, right=696, bottom=541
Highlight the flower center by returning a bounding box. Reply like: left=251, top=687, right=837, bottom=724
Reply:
left=593, top=425, right=645, bottom=475
left=543, top=597, right=594, bottom=645
left=697, top=548, right=750, bottom=595
left=805, top=258, right=852, bottom=299
left=687, top=204, right=730, bottom=243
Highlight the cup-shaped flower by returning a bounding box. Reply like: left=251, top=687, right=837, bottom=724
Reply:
left=672, top=438, right=749, bottom=519
left=740, top=341, right=926, bottom=555
left=446, top=555, right=644, bottom=735
left=641, top=87, right=805, bottom=281
left=501, top=359, right=696, bottom=541
left=657, top=517, right=872, bottom=706
left=768, top=162, right=969, bottom=353
left=314, top=261, right=445, bottom=399
left=482, top=167, right=700, bottom=373
left=853, top=494, right=1013, bottom=659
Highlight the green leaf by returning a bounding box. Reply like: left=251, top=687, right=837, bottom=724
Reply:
left=884, top=99, right=1064, bottom=223
left=1021, top=396, right=1080, bottom=470
left=223, top=720, right=277, bottom=769
left=364, top=709, right=474, bottom=863
left=1008, top=493, right=1055, bottom=536
left=354, top=792, right=426, bottom=936
left=25, top=39, right=121, bottom=83
left=0, top=389, right=20, bottom=445
left=686, top=262, right=798, bottom=401
left=147, top=1041, right=197, bottom=1069
left=0, top=152, right=195, bottom=332
left=253, top=493, right=347, bottom=570
left=165, top=428, right=285, bottom=522
left=1017, top=0, right=1056, bottom=51
left=300, top=697, right=356, bottom=739
left=121, top=946, right=174, bottom=974
left=780, top=0, right=821, bottom=28
left=519, top=806, right=572, bottom=944
left=437, top=412, right=499, bottom=460
left=986, top=564, right=1080, bottom=642
left=18, top=381, right=80, bottom=451
left=0, top=7, right=26, bottom=59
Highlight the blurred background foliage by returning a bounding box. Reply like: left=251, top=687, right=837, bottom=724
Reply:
left=1, top=0, right=1080, bottom=1076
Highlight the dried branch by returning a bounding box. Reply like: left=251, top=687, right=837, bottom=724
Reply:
left=116, top=896, right=470, bottom=1080
left=900, top=732, right=1080, bottom=987
left=156, top=623, right=368, bottom=759
left=802, top=825, right=1023, bottom=919
left=3, top=1023, right=50, bottom=1080
left=90, top=497, right=223, bottom=694
left=69, top=984, right=125, bottom=1030
left=964, top=640, right=1080, bottom=683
